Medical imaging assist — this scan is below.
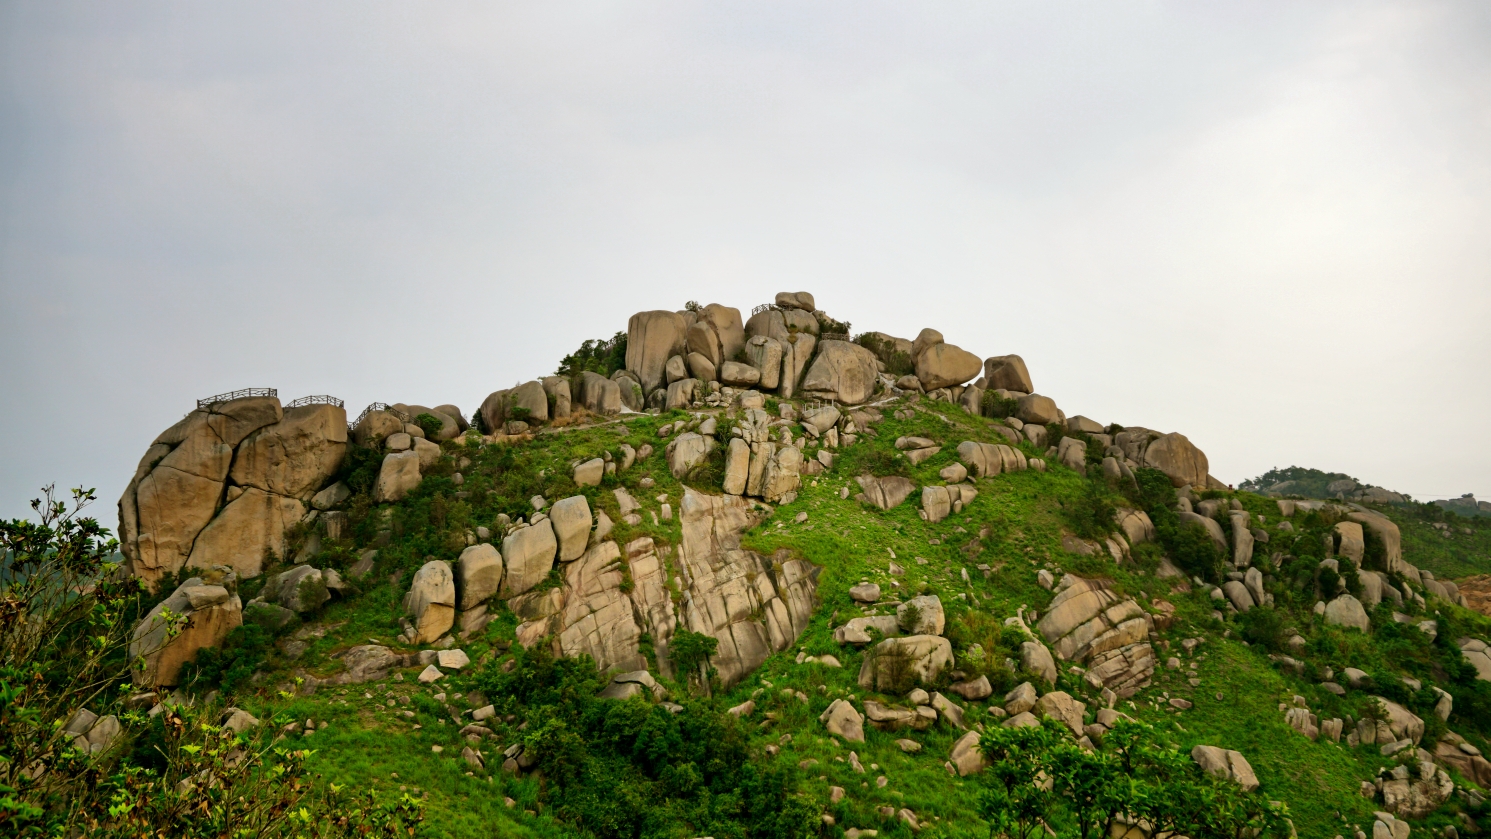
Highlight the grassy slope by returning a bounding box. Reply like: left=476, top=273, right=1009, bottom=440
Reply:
left=215, top=397, right=1491, bottom=839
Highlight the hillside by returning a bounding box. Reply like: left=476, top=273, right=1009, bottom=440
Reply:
left=16, top=291, right=1491, bottom=839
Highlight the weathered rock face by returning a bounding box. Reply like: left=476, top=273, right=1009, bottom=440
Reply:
left=457, top=543, right=504, bottom=610
left=955, top=441, right=1027, bottom=478
left=230, top=403, right=347, bottom=500
left=858, top=635, right=953, bottom=691
left=374, top=451, right=423, bottom=503
left=666, top=432, right=715, bottom=479
left=673, top=489, right=819, bottom=688
left=1324, top=594, right=1371, bottom=631
left=1036, top=576, right=1154, bottom=697
left=626, top=310, right=689, bottom=393
left=131, top=577, right=243, bottom=686
left=502, top=520, right=558, bottom=598
left=187, top=487, right=305, bottom=578
left=405, top=561, right=456, bottom=644
left=578, top=372, right=622, bottom=415
left=1463, top=638, right=1491, bottom=681
left=119, top=397, right=284, bottom=587
left=779, top=333, right=817, bottom=399
left=856, top=475, right=917, bottom=510
left=1142, top=432, right=1209, bottom=488
left=1015, top=394, right=1059, bottom=425
left=982, top=355, right=1033, bottom=393
left=801, top=340, right=878, bottom=404
left=915, top=342, right=982, bottom=391
left=744, top=336, right=783, bottom=389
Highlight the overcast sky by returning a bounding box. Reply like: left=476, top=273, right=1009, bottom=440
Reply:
left=2, top=1, right=1489, bottom=524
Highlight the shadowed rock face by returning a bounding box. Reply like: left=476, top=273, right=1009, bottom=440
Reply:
left=130, top=576, right=243, bottom=687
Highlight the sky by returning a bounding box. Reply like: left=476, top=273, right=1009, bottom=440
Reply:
left=2, top=1, right=1489, bottom=524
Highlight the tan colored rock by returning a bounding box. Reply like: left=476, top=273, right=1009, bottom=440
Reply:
left=665, top=378, right=697, bottom=411
left=555, top=540, right=648, bottom=673
left=982, top=355, right=1033, bottom=393
left=685, top=351, right=716, bottom=382
left=701, top=303, right=745, bottom=362
left=373, top=451, right=422, bottom=503
left=352, top=409, right=404, bottom=446
left=719, top=361, right=760, bottom=387
left=1115, top=508, right=1155, bottom=545
left=666, top=432, right=714, bottom=479
left=550, top=496, right=592, bottom=562
left=578, top=372, right=622, bottom=415
left=760, top=445, right=802, bottom=503
left=131, top=579, right=243, bottom=686
left=856, top=475, right=916, bottom=510
left=1035, top=691, right=1087, bottom=736
left=915, top=342, right=981, bottom=391
left=404, top=561, right=456, bottom=644
left=801, top=339, right=879, bottom=404
left=949, top=730, right=987, bottom=776
left=1191, top=745, right=1260, bottom=792
left=457, top=543, right=503, bottom=610
left=1015, top=394, right=1059, bottom=425
left=502, top=520, right=558, bottom=598
left=723, top=438, right=751, bottom=495
left=227, top=403, right=346, bottom=501
left=184, top=488, right=303, bottom=578
left=911, top=328, right=943, bottom=360
left=778, top=333, right=817, bottom=399
left=626, top=310, right=689, bottom=393
left=820, top=698, right=865, bottom=743
left=1324, top=594, right=1370, bottom=631
left=744, top=335, right=783, bottom=389
left=1142, top=432, right=1209, bottom=488
left=261, top=564, right=329, bottom=613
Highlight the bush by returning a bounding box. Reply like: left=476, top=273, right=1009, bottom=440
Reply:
left=981, top=391, right=1018, bottom=419
left=556, top=331, right=628, bottom=379
left=853, top=332, right=913, bottom=376
left=414, top=412, right=444, bottom=439
left=1238, top=606, right=1287, bottom=653
left=179, top=622, right=272, bottom=693
left=1066, top=483, right=1117, bottom=541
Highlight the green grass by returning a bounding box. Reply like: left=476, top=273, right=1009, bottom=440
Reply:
left=192, top=393, right=1491, bottom=838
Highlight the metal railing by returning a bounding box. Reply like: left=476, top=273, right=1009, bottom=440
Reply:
left=349, top=402, right=410, bottom=432
left=818, top=331, right=850, bottom=342
left=750, top=303, right=778, bottom=315
left=196, top=388, right=276, bottom=410
left=287, top=394, right=344, bottom=409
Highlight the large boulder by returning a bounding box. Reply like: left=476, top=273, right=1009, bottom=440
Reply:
left=915, top=342, right=982, bottom=391
left=405, top=561, right=456, bottom=644
left=759, top=445, right=802, bottom=503
left=722, top=438, right=751, bottom=495
left=779, top=333, right=817, bottom=399
left=626, top=311, right=689, bottom=393
left=665, top=378, right=697, bottom=411
left=1324, top=594, right=1370, bottom=632
left=666, top=433, right=715, bottom=479
left=949, top=730, right=987, bottom=776
left=578, top=372, right=622, bottom=415
left=1036, top=576, right=1154, bottom=697
left=1191, top=746, right=1260, bottom=792
left=982, top=355, right=1033, bottom=393
left=352, top=409, right=404, bottom=446
left=502, top=520, right=558, bottom=597
left=911, top=328, right=943, bottom=361
left=701, top=304, right=745, bottom=363
left=611, top=371, right=645, bottom=412
left=857, top=635, right=953, bottom=691
left=897, top=595, right=945, bottom=635
left=820, top=698, right=865, bottom=742
left=743, top=336, right=783, bottom=389
left=801, top=339, right=880, bottom=404
left=260, top=565, right=329, bottom=614
left=774, top=291, right=816, bottom=311
left=131, top=578, right=243, bottom=686
left=1142, top=433, right=1209, bottom=488
left=456, top=543, right=503, bottom=610
left=1015, top=394, right=1060, bottom=425
left=186, top=487, right=305, bottom=578
left=373, top=451, right=423, bottom=503
left=1334, top=521, right=1365, bottom=565
left=479, top=381, right=550, bottom=431
left=550, top=496, right=593, bottom=562
left=229, top=403, right=347, bottom=500
left=1179, top=511, right=1227, bottom=553
left=119, top=397, right=283, bottom=586
left=856, top=475, right=916, bottom=510
left=718, top=361, right=760, bottom=387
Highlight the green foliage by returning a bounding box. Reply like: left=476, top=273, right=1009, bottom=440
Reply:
left=180, top=622, right=272, bottom=693
left=980, top=390, right=1019, bottom=419
left=1238, top=465, right=1367, bottom=499
left=816, top=311, right=851, bottom=335
left=414, top=412, right=444, bottom=439
left=1237, top=606, right=1288, bottom=654
left=1065, top=482, right=1117, bottom=541
left=852, top=332, right=913, bottom=376
left=471, top=645, right=814, bottom=839
left=979, top=719, right=1291, bottom=839
left=338, top=443, right=386, bottom=497
left=556, top=331, right=629, bottom=379
left=1130, top=468, right=1224, bottom=582
left=669, top=629, right=719, bottom=678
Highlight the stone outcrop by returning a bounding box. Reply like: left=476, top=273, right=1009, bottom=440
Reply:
left=982, top=355, right=1033, bottom=393
left=1142, top=432, right=1209, bottom=488
left=131, top=576, right=244, bottom=686
left=259, top=564, right=330, bottom=614
left=914, top=339, right=981, bottom=391
left=1191, top=745, right=1260, bottom=792
left=1324, top=594, right=1371, bottom=631
left=801, top=340, right=879, bottom=404
left=405, top=561, right=456, bottom=644
left=457, top=543, right=503, bottom=610
left=1036, top=576, right=1154, bottom=697
left=855, top=475, right=917, bottom=510
left=625, top=311, right=688, bottom=393
left=955, top=441, right=1027, bottom=478
left=502, top=520, right=558, bottom=598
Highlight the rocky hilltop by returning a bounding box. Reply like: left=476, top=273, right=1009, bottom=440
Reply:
left=100, top=290, right=1491, bottom=838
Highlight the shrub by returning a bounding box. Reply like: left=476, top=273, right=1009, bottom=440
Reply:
left=179, top=622, right=272, bottom=693
left=1238, top=606, right=1287, bottom=653
left=981, top=391, right=1019, bottom=419
left=555, top=331, right=628, bottom=379
left=1066, top=483, right=1117, bottom=541
left=414, top=412, right=444, bottom=439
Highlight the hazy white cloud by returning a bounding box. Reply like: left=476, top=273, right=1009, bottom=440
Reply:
left=2, top=1, right=1488, bottom=520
